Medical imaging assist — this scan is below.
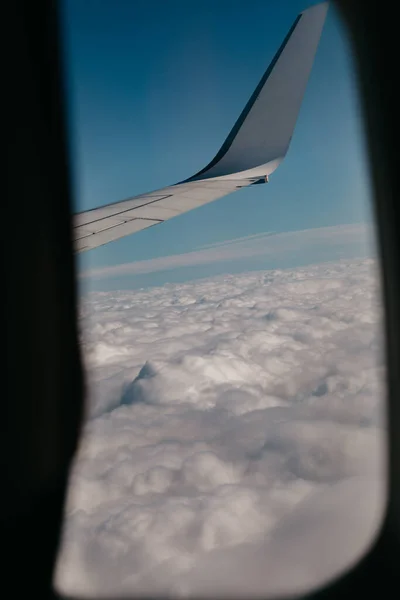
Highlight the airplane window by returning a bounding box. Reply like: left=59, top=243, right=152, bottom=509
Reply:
left=55, top=1, right=387, bottom=597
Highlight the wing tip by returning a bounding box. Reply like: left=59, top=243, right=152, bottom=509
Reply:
left=184, top=1, right=329, bottom=184
left=300, top=1, right=330, bottom=16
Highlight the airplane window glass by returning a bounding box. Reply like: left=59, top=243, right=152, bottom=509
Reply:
left=55, top=1, right=387, bottom=597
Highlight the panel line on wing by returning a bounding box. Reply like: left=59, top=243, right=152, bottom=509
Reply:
left=77, top=217, right=164, bottom=241
left=74, top=195, right=173, bottom=228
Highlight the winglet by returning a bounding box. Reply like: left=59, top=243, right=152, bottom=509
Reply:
left=185, top=2, right=329, bottom=183
left=74, top=3, right=329, bottom=252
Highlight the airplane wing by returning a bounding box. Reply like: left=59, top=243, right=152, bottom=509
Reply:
left=74, top=2, right=329, bottom=253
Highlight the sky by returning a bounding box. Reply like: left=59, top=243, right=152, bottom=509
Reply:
left=60, top=0, right=375, bottom=290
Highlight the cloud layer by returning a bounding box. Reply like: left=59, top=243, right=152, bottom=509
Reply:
left=80, top=223, right=372, bottom=281
left=55, top=257, right=386, bottom=598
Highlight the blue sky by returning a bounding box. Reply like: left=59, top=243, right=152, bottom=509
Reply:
left=60, top=0, right=375, bottom=291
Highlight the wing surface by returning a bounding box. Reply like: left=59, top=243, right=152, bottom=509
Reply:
left=74, top=2, right=328, bottom=252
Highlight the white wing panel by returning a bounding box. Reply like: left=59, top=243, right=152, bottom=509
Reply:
left=76, top=218, right=160, bottom=251
left=74, top=195, right=171, bottom=227
left=121, top=205, right=181, bottom=219
left=73, top=180, right=252, bottom=251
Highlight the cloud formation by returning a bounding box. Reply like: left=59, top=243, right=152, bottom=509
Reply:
left=56, top=257, right=386, bottom=598
left=80, top=223, right=372, bottom=280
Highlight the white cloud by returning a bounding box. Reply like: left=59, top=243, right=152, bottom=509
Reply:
left=196, top=231, right=276, bottom=250
left=80, top=223, right=372, bottom=280
left=55, top=257, right=386, bottom=598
